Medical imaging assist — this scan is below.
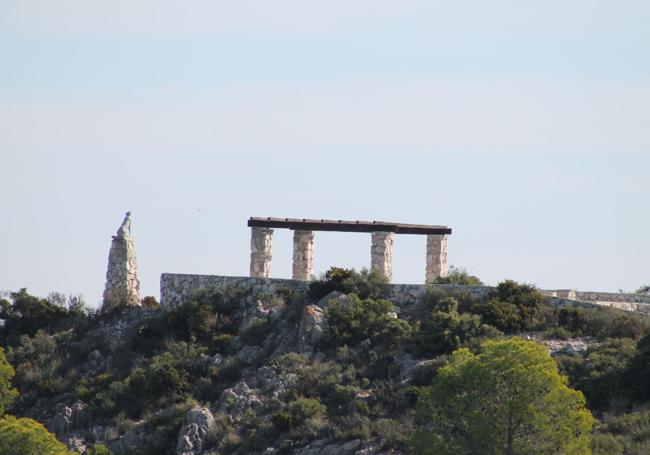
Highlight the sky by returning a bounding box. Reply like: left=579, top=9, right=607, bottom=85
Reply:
left=1, top=1, right=649, bottom=307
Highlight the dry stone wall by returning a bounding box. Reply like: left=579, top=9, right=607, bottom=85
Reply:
left=161, top=273, right=650, bottom=315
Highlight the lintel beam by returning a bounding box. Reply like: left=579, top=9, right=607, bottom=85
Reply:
left=248, top=217, right=452, bottom=235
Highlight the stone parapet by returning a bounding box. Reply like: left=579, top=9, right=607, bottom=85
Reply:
left=160, top=274, right=650, bottom=316
left=292, top=230, right=315, bottom=280
left=160, top=274, right=310, bottom=309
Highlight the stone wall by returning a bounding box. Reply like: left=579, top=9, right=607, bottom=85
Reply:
left=161, top=274, right=490, bottom=308
left=161, top=273, right=650, bottom=315
left=160, top=274, right=310, bottom=309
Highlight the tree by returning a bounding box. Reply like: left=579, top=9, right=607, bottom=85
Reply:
left=0, top=347, right=17, bottom=416
left=411, top=338, right=594, bottom=455
left=0, top=415, right=73, bottom=454
left=626, top=331, right=650, bottom=400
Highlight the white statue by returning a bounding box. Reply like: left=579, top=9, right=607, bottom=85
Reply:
left=117, top=211, right=132, bottom=237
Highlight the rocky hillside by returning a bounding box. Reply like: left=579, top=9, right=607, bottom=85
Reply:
left=3, top=269, right=650, bottom=454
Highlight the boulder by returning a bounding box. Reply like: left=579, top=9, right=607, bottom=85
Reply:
left=217, top=381, right=263, bottom=419
left=294, top=439, right=363, bottom=455
left=176, top=407, right=216, bottom=455
left=315, top=291, right=348, bottom=310
left=108, top=430, right=146, bottom=455
left=298, top=305, right=326, bottom=352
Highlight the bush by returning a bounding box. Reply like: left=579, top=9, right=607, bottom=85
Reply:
left=273, top=397, right=326, bottom=431
left=86, top=444, right=114, bottom=455
left=626, top=332, right=650, bottom=400
left=433, top=266, right=483, bottom=285
left=556, top=338, right=636, bottom=410
left=240, top=319, right=270, bottom=346
left=412, top=297, right=498, bottom=356
left=308, top=267, right=388, bottom=301
left=321, top=295, right=411, bottom=351
left=0, top=289, right=68, bottom=340
left=0, top=415, right=73, bottom=454
left=474, top=280, right=552, bottom=332
left=559, top=306, right=649, bottom=340
left=124, top=353, right=190, bottom=417
left=0, top=347, right=17, bottom=416
left=593, top=410, right=650, bottom=455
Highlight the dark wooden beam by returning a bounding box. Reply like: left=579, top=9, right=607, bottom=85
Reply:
left=247, top=217, right=452, bottom=235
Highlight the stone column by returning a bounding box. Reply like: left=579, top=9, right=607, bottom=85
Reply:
left=371, top=231, right=394, bottom=282
left=250, top=227, right=273, bottom=278
left=102, top=211, right=141, bottom=311
left=292, top=230, right=315, bottom=280
left=426, top=234, right=448, bottom=283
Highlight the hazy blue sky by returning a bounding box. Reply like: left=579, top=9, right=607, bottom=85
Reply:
left=1, top=1, right=649, bottom=306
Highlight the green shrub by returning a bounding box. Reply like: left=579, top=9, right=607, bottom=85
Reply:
left=0, top=289, right=67, bottom=340
left=626, top=332, right=650, bottom=400
left=308, top=267, right=388, bottom=301
left=593, top=410, right=650, bottom=455
left=0, top=347, right=17, bottom=416
left=556, top=338, right=636, bottom=410
left=433, top=266, right=483, bottom=285
left=240, top=318, right=270, bottom=346
left=559, top=306, right=649, bottom=340
left=412, top=297, right=496, bottom=356
left=211, top=334, right=234, bottom=354
left=321, top=295, right=412, bottom=351
left=273, top=397, right=326, bottom=431
left=86, top=443, right=114, bottom=455
left=591, top=433, right=624, bottom=455
left=0, top=415, right=73, bottom=454
left=474, top=280, right=552, bottom=332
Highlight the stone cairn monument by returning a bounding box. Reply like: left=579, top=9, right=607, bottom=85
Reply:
left=102, top=211, right=141, bottom=310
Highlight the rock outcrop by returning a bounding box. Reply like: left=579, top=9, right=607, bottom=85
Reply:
left=176, top=407, right=216, bottom=455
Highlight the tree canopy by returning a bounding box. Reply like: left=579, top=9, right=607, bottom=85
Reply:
left=0, top=347, right=17, bottom=416
left=0, top=415, right=73, bottom=455
left=411, top=338, right=594, bottom=455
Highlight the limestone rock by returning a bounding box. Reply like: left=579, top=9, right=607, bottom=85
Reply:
left=176, top=407, right=215, bottom=455
left=298, top=305, right=326, bottom=352
left=254, top=366, right=298, bottom=399
left=64, top=434, right=86, bottom=453
left=294, top=439, right=363, bottom=455
left=217, top=381, right=263, bottom=419
left=108, top=430, right=146, bottom=455
left=315, top=291, right=348, bottom=310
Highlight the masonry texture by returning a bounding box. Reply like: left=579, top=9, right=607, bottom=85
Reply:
left=426, top=234, right=448, bottom=283
left=292, top=230, right=315, bottom=280
left=103, top=212, right=141, bottom=310
left=370, top=232, right=394, bottom=282
left=250, top=227, right=273, bottom=278
left=160, top=274, right=650, bottom=315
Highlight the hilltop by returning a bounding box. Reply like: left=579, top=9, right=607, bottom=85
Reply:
left=2, top=268, right=650, bottom=454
